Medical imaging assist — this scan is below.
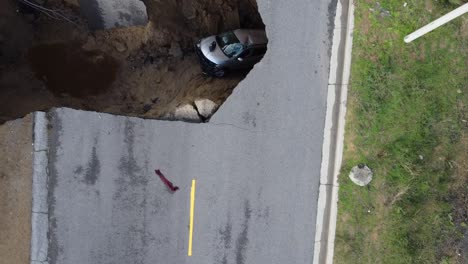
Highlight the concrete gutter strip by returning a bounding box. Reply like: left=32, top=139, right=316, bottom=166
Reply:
left=326, top=3, right=355, bottom=263
left=31, top=112, right=49, bottom=264
left=313, top=0, right=355, bottom=263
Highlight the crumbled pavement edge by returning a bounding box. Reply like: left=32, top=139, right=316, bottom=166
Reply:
left=31, top=112, right=49, bottom=264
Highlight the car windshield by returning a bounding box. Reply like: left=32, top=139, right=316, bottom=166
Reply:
left=216, top=31, right=245, bottom=58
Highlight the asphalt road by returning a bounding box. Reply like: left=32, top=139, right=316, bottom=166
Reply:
left=45, top=0, right=336, bottom=263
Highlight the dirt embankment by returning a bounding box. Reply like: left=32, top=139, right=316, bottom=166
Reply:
left=0, top=0, right=264, bottom=124
left=0, top=115, right=32, bottom=264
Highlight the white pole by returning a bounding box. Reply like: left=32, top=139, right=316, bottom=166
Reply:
left=404, top=3, right=468, bottom=43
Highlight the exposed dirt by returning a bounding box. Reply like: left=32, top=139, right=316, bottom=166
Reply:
left=29, top=42, right=119, bottom=97
left=0, top=114, right=33, bottom=264
left=0, top=0, right=264, bottom=123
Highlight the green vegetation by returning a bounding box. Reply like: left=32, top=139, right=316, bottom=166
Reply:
left=334, top=1, right=467, bottom=263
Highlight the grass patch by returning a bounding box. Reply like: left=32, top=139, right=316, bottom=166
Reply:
left=334, top=1, right=467, bottom=263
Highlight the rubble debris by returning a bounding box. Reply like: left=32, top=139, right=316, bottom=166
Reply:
left=174, top=104, right=201, bottom=122
left=194, top=99, right=218, bottom=120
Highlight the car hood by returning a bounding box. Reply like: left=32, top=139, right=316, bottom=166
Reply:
left=199, top=36, right=229, bottom=65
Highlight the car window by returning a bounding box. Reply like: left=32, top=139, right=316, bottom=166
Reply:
left=223, top=43, right=245, bottom=58
left=216, top=31, right=245, bottom=58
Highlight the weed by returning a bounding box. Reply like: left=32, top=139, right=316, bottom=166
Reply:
left=334, top=0, right=467, bottom=263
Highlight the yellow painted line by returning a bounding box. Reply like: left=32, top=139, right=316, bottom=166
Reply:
left=188, top=179, right=196, bottom=256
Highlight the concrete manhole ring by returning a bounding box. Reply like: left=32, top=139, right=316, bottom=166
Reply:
left=349, top=164, right=373, bottom=186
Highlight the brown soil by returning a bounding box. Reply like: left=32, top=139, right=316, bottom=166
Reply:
left=0, top=114, right=33, bottom=264
left=0, top=0, right=264, bottom=123
left=28, top=42, right=119, bottom=97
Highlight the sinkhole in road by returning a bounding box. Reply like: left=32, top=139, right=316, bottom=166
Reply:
left=0, top=0, right=267, bottom=124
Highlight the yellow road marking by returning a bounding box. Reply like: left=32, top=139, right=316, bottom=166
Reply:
left=188, top=179, right=196, bottom=256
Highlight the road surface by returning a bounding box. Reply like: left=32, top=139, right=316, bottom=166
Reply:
left=40, top=0, right=337, bottom=263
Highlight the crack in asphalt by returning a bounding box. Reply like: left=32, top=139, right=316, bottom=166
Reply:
left=208, top=122, right=256, bottom=133
left=191, top=102, right=208, bottom=123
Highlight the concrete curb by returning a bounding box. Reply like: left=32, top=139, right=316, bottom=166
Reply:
left=313, top=0, right=355, bottom=263
left=31, top=112, right=49, bottom=264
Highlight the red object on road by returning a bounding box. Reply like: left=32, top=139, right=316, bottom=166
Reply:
left=155, top=169, right=179, bottom=192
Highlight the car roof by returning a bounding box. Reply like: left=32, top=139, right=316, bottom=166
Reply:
left=233, top=29, right=268, bottom=46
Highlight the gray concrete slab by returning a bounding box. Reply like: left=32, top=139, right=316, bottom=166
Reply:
left=31, top=213, right=48, bottom=262
left=79, top=0, right=148, bottom=30
left=32, top=151, right=48, bottom=214
left=44, top=0, right=337, bottom=263
left=33, top=112, right=48, bottom=152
